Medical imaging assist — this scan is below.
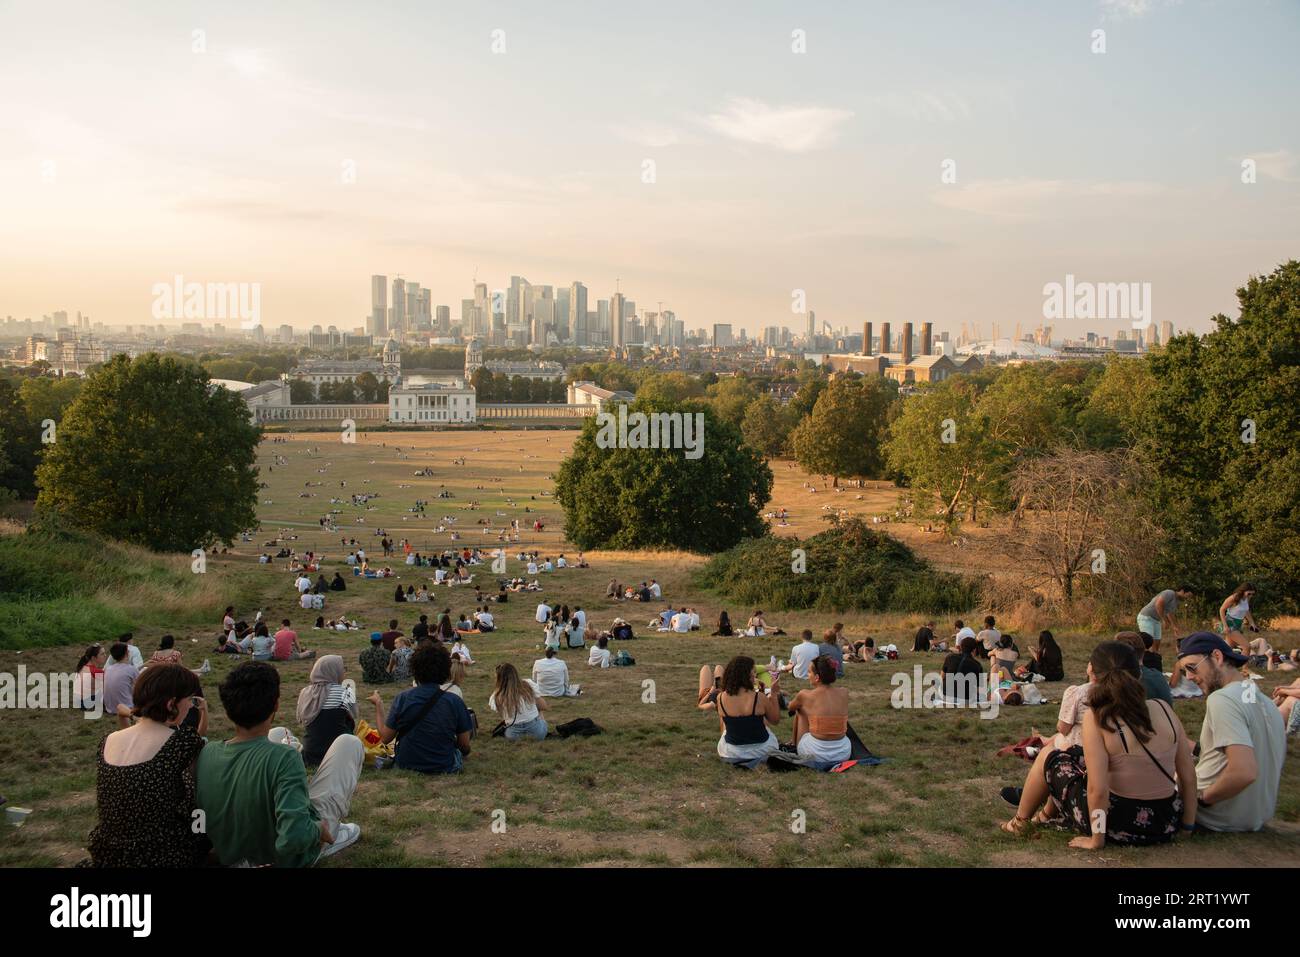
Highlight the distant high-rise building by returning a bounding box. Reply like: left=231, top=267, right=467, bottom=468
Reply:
left=1160, top=320, right=1174, bottom=345
left=712, top=323, right=734, bottom=348
left=390, top=278, right=406, bottom=335
left=278, top=324, right=294, bottom=344
left=569, top=282, right=588, bottom=346
left=473, top=283, right=490, bottom=337
left=556, top=286, right=571, bottom=342
left=435, top=304, right=450, bottom=333
left=369, top=275, right=387, bottom=337
left=610, top=292, right=625, bottom=349
left=597, top=299, right=610, bottom=345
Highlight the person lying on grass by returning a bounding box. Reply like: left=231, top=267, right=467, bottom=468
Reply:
left=998, top=641, right=1196, bottom=850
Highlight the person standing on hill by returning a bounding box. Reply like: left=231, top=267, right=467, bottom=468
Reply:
left=1137, top=586, right=1195, bottom=653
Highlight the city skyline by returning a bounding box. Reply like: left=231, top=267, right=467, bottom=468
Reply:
left=2, top=1, right=1298, bottom=337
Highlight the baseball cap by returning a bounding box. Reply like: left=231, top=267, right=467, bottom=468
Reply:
left=370, top=632, right=383, bottom=643
left=1176, top=631, right=1248, bottom=665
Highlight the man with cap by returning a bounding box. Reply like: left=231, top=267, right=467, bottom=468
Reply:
left=360, top=633, right=394, bottom=684
left=1178, top=632, right=1285, bottom=832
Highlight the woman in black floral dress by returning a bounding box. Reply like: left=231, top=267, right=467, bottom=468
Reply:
left=84, top=663, right=212, bottom=867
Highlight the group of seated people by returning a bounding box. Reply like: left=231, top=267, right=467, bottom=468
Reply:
left=73, top=635, right=213, bottom=725
left=997, top=632, right=1287, bottom=849
left=651, top=606, right=700, bottom=633
left=605, top=579, right=662, bottom=602
left=216, top=616, right=317, bottom=662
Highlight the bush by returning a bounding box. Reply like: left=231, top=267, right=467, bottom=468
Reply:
left=695, top=517, right=983, bottom=614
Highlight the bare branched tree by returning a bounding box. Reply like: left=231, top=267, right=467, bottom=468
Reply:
left=1010, top=448, right=1162, bottom=609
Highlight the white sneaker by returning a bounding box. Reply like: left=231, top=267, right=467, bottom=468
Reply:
left=318, top=822, right=361, bottom=859
left=197, top=659, right=211, bottom=676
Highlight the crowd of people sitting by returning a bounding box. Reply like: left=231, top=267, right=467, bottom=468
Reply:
left=74, top=572, right=1294, bottom=868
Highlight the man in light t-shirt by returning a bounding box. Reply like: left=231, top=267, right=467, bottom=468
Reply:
left=975, top=615, right=1001, bottom=656
left=671, top=609, right=691, bottom=633
left=953, top=619, right=976, bottom=647
left=535, top=602, right=551, bottom=624
left=296, top=574, right=312, bottom=594
left=1138, top=586, right=1194, bottom=653
left=786, top=630, right=820, bottom=680
left=532, top=648, right=579, bottom=697
left=1178, top=633, right=1285, bottom=832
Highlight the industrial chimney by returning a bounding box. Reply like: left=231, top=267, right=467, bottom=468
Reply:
left=863, top=322, right=873, bottom=356
left=922, top=321, right=934, bottom=356
left=880, top=322, right=892, bottom=356
left=902, top=322, right=913, bottom=364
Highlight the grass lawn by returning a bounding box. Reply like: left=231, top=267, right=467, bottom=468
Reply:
left=2, top=429, right=1297, bottom=867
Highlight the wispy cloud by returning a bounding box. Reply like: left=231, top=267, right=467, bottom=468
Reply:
left=1099, top=0, right=1182, bottom=21
left=611, top=123, right=681, bottom=149
left=932, top=178, right=1167, bottom=219
left=700, top=97, right=853, bottom=152
left=866, top=91, right=972, bottom=123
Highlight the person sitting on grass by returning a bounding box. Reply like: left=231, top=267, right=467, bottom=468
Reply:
left=941, top=636, right=984, bottom=706
left=474, top=606, right=496, bottom=632
left=101, top=642, right=138, bottom=730
left=441, top=655, right=468, bottom=699
left=998, top=641, right=1197, bottom=850
left=1114, top=631, right=1173, bottom=705
left=712, top=611, right=734, bottom=637
left=330, top=571, right=347, bottom=591
left=368, top=643, right=473, bottom=774
left=489, top=663, right=550, bottom=741
left=697, top=664, right=725, bottom=710
left=714, top=656, right=783, bottom=764
left=196, top=661, right=363, bottom=866
left=588, top=634, right=612, bottom=668
left=86, top=663, right=210, bottom=867
left=817, top=628, right=845, bottom=678
left=784, top=629, right=821, bottom=680
left=388, top=636, right=414, bottom=684
left=149, top=635, right=184, bottom=667
left=1178, top=633, right=1286, bottom=832
left=449, top=636, right=474, bottom=664
left=787, top=656, right=851, bottom=769
left=360, top=633, right=394, bottom=684
left=249, top=622, right=275, bottom=660
left=273, top=620, right=315, bottom=662
left=73, top=644, right=106, bottom=713
left=990, top=634, right=1019, bottom=681
left=744, top=611, right=768, bottom=637
left=1019, top=630, right=1064, bottom=682
left=533, top=647, right=581, bottom=698
left=297, top=655, right=357, bottom=769
left=912, top=621, right=937, bottom=653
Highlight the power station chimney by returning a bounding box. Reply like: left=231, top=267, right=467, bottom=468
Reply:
left=880, top=322, right=892, bottom=355
left=922, top=321, right=934, bottom=356
left=863, top=322, right=873, bottom=356
left=902, top=322, right=913, bottom=365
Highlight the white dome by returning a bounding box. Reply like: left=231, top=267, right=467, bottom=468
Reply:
left=957, top=338, right=1058, bottom=359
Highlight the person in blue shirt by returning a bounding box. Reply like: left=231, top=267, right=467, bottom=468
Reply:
left=368, top=643, right=472, bottom=773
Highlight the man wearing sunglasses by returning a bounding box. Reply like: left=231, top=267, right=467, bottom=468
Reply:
left=1178, top=633, right=1286, bottom=832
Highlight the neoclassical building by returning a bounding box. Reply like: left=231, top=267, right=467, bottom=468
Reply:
left=290, top=338, right=401, bottom=386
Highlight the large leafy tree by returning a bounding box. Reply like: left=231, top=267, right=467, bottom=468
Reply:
left=35, top=353, right=262, bottom=551
left=1141, top=260, right=1300, bottom=611
left=790, top=374, right=896, bottom=486
left=0, top=380, right=41, bottom=498
left=741, top=394, right=795, bottom=458
left=555, top=399, right=772, bottom=552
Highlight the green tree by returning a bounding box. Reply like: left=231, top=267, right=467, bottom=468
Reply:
left=789, top=375, right=896, bottom=486
left=35, top=354, right=262, bottom=551
left=741, top=394, right=794, bottom=457
left=19, top=376, right=83, bottom=427
left=0, top=380, right=41, bottom=498
left=289, top=379, right=316, bottom=404
left=1141, top=260, right=1300, bottom=611
left=555, top=399, right=772, bottom=552
left=884, top=377, right=1009, bottom=522
left=704, top=376, right=758, bottom=428
left=354, top=371, right=380, bottom=402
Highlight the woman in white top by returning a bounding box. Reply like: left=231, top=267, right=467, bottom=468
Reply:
left=588, top=635, right=612, bottom=668
left=1219, top=583, right=1258, bottom=650
left=488, top=664, right=548, bottom=740
left=449, top=639, right=474, bottom=664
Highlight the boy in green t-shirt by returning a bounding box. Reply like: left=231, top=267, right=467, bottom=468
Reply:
left=196, top=661, right=363, bottom=867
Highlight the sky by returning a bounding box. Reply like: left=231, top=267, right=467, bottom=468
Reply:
left=1, top=0, right=1298, bottom=339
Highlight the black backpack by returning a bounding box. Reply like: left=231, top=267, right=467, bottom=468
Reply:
left=556, top=717, right=603, bottom=738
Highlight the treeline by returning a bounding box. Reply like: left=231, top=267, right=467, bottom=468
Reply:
left=470, top=368, right=566, bottom=403
left=289, top=373, right=389, bottom=404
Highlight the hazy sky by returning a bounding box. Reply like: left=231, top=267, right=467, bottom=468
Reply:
left=1, top=0, right=1297, bottom=338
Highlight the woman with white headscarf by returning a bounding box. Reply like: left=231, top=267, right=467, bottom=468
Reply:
left=297, top=655, right=358, bottom=768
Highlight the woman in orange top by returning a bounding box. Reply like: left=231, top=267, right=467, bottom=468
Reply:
left=787, top=656, right=851, bottom=767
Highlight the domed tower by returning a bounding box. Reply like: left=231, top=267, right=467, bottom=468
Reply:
left=464, top=336, right=483, bottom=380
left=381, top=337, right=400, bottom=379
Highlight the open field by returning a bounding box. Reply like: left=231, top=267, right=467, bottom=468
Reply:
left=2, top=429, right=1298, bottom=868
